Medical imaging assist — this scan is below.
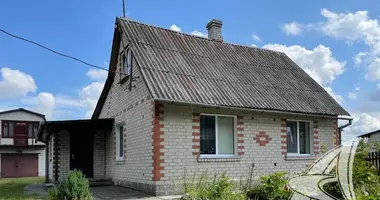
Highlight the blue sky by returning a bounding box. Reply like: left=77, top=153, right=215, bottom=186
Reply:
left=1, top=0, right=380, bottom=140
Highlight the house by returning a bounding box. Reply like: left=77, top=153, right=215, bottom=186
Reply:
left=37, top=18, right=351, bottom=195
left=359, top=129, right=380, bottom=151
left=0, top=108, right=45, bottom=178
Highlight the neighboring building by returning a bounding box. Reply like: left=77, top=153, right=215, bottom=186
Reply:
left=38, top=18, right=351, bottom=195
left=0, top=108, right=45, bottom=178
left=359, top=130, right=380, bottom=151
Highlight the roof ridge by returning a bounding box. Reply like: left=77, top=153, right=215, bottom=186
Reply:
left=117, top=17, right=286, bottom=56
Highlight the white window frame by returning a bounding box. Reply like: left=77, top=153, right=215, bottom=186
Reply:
left=199, top=114, right=238, bottom=158
left=122, top=48, right=132, bottom=76
left=116, top=125, right=124, bottom=161
left=286, top=120, right=313, bottom=156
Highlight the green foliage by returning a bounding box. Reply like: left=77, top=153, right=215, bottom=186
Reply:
left=352, top=140, right=380, bottom=199
left=246, top=172, right=291, bottom=200
left=48, top=170, right=92, bottom=200
left=184, top=173, right=245, bottom=200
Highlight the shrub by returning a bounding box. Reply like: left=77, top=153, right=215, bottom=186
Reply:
left=183, top=172, right=245, bottom=200
left=48, top=170, right=92, bottom=200
left=247, top=172, right=290, bottom=200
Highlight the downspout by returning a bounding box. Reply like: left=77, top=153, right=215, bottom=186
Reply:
left=338, top=118, right=353, bottom=145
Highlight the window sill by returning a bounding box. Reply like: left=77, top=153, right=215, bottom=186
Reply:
left=197, top=155, right=241, bottom=162
left=285, top=154, right=318, bottom=161
left=115, top=159, right=125, bottom=164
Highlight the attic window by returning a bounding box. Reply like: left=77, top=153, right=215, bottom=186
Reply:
left=123, top=49, right=132, bottom=76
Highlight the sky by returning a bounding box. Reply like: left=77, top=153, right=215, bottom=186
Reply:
left=1, top=0, right=380, bottom=140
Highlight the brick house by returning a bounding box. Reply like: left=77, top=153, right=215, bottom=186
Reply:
left=0, top=108, right=45, bottom=178
left=38, top=18, right=352, bottom=195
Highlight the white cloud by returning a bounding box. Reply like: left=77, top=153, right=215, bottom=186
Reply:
left=348, top=92, right=357, bottom=100
left=252, top=34, right=261, bottom=42
left=0, top=68, right=37, bottom=98
left=348, top=87, right=360, bottom=100
left=262, top=44, right=346, bottom=86
left=36, top=92, right=55, bottom=120
left=190, top=30, right=207, bottom=38
left=79, top=82, right=104, bottom=118
left=251, top=44, right=257, bottom=47
left=86, top=69, right=107, bottom=81
left=282, top=22, right=302, bottom=36
left=170, top=24, right=182, bottom=32
left=343, top=112, right=380, bottom=141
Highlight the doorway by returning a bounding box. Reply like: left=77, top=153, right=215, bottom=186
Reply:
left=70, top=131, right=93, bottom=178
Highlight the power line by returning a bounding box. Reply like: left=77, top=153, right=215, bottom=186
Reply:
left=0, top=28, right=125, bottom=75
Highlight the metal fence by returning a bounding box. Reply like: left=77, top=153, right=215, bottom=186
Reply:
left=367, top=152, right=380, bottom=171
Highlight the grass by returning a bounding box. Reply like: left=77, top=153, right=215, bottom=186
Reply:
left=0, top=177, right=44, bottom=200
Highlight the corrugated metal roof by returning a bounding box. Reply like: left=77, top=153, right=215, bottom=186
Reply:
left=118, top=18, right=350, bottom=116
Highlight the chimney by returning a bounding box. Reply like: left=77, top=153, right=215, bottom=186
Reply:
left=206, top=19, right=223, bottom=42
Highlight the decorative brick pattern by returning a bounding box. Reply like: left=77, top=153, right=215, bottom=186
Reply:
left=254, top=131, right=272, bottom=146
left=152, top=102, right=164, bottom=181
left=280, top=119, right=287, bottom=155
left=237, top=116, right=245, bottom=156
left=313, top=121, right=320, bottom=155
left=192, top=113, right=200, bottom=157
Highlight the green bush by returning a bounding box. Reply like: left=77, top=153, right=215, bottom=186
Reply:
left=184, top=173, right=245, bottom=200
left=48, top=169, right=92, bottom=200
left=247, top=172, right=290, bottom=200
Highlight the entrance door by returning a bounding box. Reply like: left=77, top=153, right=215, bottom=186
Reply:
left=1, top=154, right=38, bottom=177
left=70, top=132, right=93, bottom=178
left=14, top=122, right=28, bottom=146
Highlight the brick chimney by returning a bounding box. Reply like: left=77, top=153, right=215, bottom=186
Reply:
left=206, top=19, right=223, bottom=42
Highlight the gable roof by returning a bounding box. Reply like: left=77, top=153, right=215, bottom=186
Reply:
left=358, top=129, right=380, bottom=138
left=93, top=18, right=349, bottom=118
left=0, top=108, right=45, bottom=118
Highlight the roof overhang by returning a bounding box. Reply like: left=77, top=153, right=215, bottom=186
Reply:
left=358, top=129, right=380, bottom=138
left=37, top=118, right=114, bottom=143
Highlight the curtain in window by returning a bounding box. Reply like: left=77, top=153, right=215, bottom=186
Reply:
left=28, top=123, right=33, bottom=138
left=3, top=122, right=8, bottom=137
left=119, top=126, right=123, bottom=158
left=286, top=121, right=297, bottom=153
left=299, top=122, right=311, bottom=154
left=200, top=115, right=216, bottom=154
left=217, top=116, right=234, bottom=154
left=9, top=122, right=14, bottom=137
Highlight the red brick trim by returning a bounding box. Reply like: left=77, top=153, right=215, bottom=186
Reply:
left=254, top=131, right=272, bottom=146
left=313, top=120, right=319, bottom=155
left=152, top=102, right=164, bottom=181
left=280, top=119, right=287, bottom=156
left=192, top=113, right=200, bottom=157
left=237, top=115, right=245, bottom=157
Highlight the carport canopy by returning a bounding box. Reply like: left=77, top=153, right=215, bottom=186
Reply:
left=37, top=118, right=114, bottom=143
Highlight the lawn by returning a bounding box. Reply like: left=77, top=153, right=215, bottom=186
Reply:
left=0, top=177, right=44, bottom=200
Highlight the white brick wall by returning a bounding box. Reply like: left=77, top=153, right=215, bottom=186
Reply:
left=98, top=36, right=154, bottom=190
left=94, top=132, right=105, bottom=178
left=57, top=131, right=70, bottom=179
left=154, top=104, right=337, bottom=195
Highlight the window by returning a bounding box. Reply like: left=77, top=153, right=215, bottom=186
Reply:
left=2, top=121, right=14, bottom=138
left=122, top=49, right=132, bottom=76
left=200, top=114, right=236, bottom=156
left=286, top=121, right=311, bottom=155
left=116, top=126, right=124, bottom=161
left=28, top=122, right=39, bottom=138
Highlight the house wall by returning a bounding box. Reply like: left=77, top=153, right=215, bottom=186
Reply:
left=98, top=36, right=154, bottom=192
left=50, top=130, right=106, bottom=181
left=0, top=111, right=46, bottom=177
left=153, top=103, right=338, bottom=195
left=0, top=111, right=45, bottom=145
left=367, top=132, right=380, bottom=152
